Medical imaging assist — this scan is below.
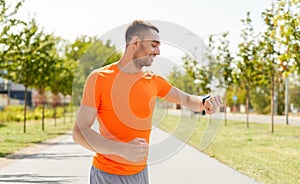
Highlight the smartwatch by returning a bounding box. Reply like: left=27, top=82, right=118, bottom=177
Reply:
left=202, top=95, right=210, bottom=106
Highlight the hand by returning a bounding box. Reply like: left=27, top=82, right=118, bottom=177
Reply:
left=121, top=138, right=148, bottom=163
left=204, top=95, right=222, bottom=115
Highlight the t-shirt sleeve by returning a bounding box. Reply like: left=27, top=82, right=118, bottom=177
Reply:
left=156, top=75, right=172, bottom=97
left=81, top=71, right=101, bottom=109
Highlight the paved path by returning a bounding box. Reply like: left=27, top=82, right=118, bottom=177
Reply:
left=225, top=113, right=300, bottom=126
left=0, top=127, right=259, bottom=184
left=0, top=133, right=93, bottom=184
left=167, top=109, right=300, bottom=126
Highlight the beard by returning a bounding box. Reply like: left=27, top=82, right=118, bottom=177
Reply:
left=133, top=44, right=153, bottom=68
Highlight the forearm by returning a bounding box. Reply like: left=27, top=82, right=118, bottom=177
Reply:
left=72, top=124, right=97, bottom=152
left=164, top=87, right=205, bottom=112
left=181, top=94, right=204, bottom=112
left=73, top=123, right=123, bottom=156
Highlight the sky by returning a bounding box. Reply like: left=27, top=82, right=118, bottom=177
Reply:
left=12, top=0, right=271, bottom=46
left=8, top=0, right=272, bottom=75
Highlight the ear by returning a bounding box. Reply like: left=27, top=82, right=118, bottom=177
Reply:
left=129, top=36, right=140, bottom=50
left=133, top=36, right=141, bottom=45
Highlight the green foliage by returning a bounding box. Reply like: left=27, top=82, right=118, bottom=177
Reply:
left=181, top=54, right=211, bottom=95
left=71, top=37, right=122, bottom=105
left=207, top=32, right=234, bottom=88
left=3, top=19, right=40, bottom=87
left=0, top=0, right=25, bottom=70
left=235, top=12, right=263, bottom=126
left=65, top=35, right=94, bottom=61
left=225, top=85, right=247, bottom=107
left=168, top=67, right=198, bottom=95
left=272, top=0, right=299, bottom=77
left=290, top=76, right=300, bottom=109
left=0, top=105, right=65, bottom=122
left=250, top=88, right=271, bottom=114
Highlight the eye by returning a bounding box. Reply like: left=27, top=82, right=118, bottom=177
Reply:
left=152, top=43, right=158, bottom=48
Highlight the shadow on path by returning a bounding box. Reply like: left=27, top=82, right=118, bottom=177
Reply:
left=0, top=174, right=80, bottom=183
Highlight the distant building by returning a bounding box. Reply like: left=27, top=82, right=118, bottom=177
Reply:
left=0, top=77, right=32, bottom=107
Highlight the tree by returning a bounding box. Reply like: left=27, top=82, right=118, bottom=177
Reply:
left=206, top=32, right=234, bottom=125
left=31, top=29, right=60, bottom=131
left=257, top=0, right=300, bottom=132
left=236, top=12, right=263, bottom=128
left=260, top=2, right=283, bottom=133
left=49, top=38, right=77, bottom=125
left=273, top=0, right=300, bottom=124
left=0, top=0, right=25, bottom=74
left=3, top=18, right=49, bottom=133
left=274, top=0, right=300, bottom=77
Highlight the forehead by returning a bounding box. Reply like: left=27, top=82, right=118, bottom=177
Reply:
left=143, top=29, right=160, bottom=43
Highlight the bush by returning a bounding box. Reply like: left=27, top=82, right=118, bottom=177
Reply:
left=0, top=105, right=67, bottom=122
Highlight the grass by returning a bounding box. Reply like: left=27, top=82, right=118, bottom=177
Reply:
left=0, top=115, right=75, bottom=157
left=156, top=112, right=300, bottom=184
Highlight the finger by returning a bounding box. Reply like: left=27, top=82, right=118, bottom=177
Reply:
left=206, top=109, right=216, bottom=115
left=206, top=100, right=213, bottom=110
left=210, top=96, right=221, bottom=109
left=215, top=96, right=222, bottom=105
left=210, top=99, right=217, bottom=108
left=206, top=109, right=213, bottom=115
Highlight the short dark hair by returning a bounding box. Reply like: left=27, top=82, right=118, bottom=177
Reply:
left=125, top=20, right=159, bottom=44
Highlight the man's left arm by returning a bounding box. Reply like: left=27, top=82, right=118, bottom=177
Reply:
left=163, top=86, right=222, bottom=115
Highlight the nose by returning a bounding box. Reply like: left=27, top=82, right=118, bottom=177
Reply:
left=154, top=46, right=160, bottom=55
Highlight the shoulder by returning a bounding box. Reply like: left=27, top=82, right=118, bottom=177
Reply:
left=88, top=63, right=117, bottom=78
left=143, top=70, right=166, bottom=80
left=142, top=71, right=171, bottom=87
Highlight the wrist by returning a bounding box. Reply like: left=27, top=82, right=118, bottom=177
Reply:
left=202, top=95, right=210, bottom=110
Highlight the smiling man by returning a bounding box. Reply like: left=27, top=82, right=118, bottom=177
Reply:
left=73, top=20, right=222, bottom=184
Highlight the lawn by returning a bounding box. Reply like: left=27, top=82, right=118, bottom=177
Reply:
left=0, top=116, right=74, bottom=157
left=156, top=112, right=300, bottom=184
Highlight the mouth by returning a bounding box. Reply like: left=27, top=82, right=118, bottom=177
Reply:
left=150, top=55, right=155, bottom=61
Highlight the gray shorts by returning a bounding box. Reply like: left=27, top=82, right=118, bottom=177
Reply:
left=90, top=166, right=149, bottom=184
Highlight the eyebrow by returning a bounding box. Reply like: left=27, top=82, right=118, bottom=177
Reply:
left=136, top=38, right=161, bottom=45
left=153, top=40, right=160, bottom=44
left=150, top=40, right=160, bottom=45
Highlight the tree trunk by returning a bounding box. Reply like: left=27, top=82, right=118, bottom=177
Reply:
left=271, top=77, right=275, bottom=133
left=54, top=106, right=57, bottom=127
left=42, top=102, right=45, bottom=131
left=7, top=81, right=11, bottom=106
left=39, top=89, right=46, bottom=131
left=285, top=77, right=289, bottom=125
left=246, top=86, right=250, bottom=128
left=70, top=99, right=73, bottom=124
left=23, top=86, right=28, bottom=133
left=63, top=96, right=66, bottom=124
left=224, top=91, right=227, bottom=126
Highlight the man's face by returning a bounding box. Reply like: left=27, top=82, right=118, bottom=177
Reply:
left=133, top=29, right=160, bottom=68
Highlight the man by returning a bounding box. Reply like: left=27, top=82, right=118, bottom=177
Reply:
left=73, top=20, right=222, bottom=184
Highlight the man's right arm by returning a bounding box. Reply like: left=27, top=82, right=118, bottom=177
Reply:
left=73, top=105, right=122, bottom=154
left=72, top=105, right=148, bottom=162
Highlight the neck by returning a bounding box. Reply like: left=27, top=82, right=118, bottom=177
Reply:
left=117, top=58, right=142, bottom=74
left=117, top=48, right=144, bottom=73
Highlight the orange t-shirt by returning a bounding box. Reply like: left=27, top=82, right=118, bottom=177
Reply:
left=81, top=63, right=172, bottom=175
